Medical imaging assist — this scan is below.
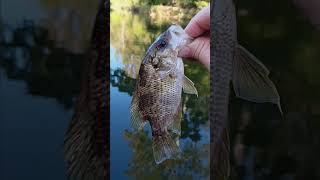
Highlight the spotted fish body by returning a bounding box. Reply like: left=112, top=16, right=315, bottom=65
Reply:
left=211, top=0, right=282, bottom=179
left=130, top=25, right=198, bottom=164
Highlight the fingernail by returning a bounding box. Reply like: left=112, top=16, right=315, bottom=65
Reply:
left=178, top=47, right=190, bottom=57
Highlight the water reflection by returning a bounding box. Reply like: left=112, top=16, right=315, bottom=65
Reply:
left=0, top=0, right=100, bottom=179
left=123, top=130, right=209, bottom=180
left=110, top=7, right=210, bottom=180
left=0, top=20, right=85, bottom=109
left=0, top=0, right=101, bottom=109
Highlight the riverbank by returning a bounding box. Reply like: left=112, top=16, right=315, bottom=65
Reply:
left=149, top=5, right=197, bottom=26
left=111, top=5, right=198, bottom=27
left=111, top=0, right=208, bottom=26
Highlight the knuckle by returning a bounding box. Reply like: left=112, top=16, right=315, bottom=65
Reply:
left=193, top=39, right=208, bottom=60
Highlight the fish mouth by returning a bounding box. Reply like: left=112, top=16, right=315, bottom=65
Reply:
left=176, top=35, right=193, bottom=51
left=183, top=35, right=193, bottom=45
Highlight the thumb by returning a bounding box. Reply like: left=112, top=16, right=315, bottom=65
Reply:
left=178, top=37, right=210, bottom=70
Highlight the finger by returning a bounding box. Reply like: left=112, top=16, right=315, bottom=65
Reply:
left=178, top=37, right=210, bottom=71
left=185, top=5, right=210, bottom=38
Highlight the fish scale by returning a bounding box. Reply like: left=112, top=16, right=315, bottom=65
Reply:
left=211, top=0, right=240, bottom=179
left=211, top=0, right=236, bottom=136
left=130, top=25, right=198, bottom=164
left=138, top=64, right=182, bottom=128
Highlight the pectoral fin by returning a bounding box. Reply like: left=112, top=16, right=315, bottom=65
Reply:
left=182, top=75, right=198, bottom=97
left=233, top=44, right=282, bottom=114
left=129, top=94, right=146, bottom=130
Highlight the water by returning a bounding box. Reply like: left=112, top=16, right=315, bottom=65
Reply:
left=0, top=0, right=99, bottom=179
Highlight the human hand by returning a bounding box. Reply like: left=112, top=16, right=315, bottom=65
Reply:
left=179, top=6, right=210, bottom=71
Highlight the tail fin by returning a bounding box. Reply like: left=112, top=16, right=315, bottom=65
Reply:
left=152, top=132, right=181, bottom=164
left=212, top=127, right=230, bottom=180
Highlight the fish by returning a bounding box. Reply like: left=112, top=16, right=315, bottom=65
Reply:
left=211, top=0, right=282, bottom=179
left=130, top=25, right=198, bottom=164
left=64, top=0, right=109, bottom=179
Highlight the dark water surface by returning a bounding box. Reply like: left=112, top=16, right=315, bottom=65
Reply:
left=0, top=0, right=99, bottom=179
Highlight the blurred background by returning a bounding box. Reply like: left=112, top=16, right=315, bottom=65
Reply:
left=110, top=0, right=210, bottom=180
left=232, top=1, right=320, bottom=180
left=0, top=0, right=100, bottom=179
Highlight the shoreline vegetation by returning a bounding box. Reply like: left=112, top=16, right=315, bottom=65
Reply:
left=111, top=0, right=209, bottom=26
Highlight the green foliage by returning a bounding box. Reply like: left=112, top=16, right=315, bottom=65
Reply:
left=111, top=0, right=141, bottom=9
left=176, top=0, right=194, bottom=7
left=149, top=5, right=197, bottom=27
left=148, top=0, right=170, bottom=5
left=194, top=0, right=209, bottom=9
left=111, top=0, right=210, bottom=8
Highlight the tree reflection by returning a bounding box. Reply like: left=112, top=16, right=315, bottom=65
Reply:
left=0, top=21, right=85, bottom=109
left=123, top=128, right=209, bottom=179
left=0, top=0, right=104, bottom=109
left=110, top=69, right=136, bottom=96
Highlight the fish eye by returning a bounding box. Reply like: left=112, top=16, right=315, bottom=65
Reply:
left=173, top=31, right=179, bottom=35
left=157, top=41, right=167, bottom=49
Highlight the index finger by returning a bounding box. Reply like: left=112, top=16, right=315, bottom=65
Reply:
left=185, top=5, right=210, bottom=38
